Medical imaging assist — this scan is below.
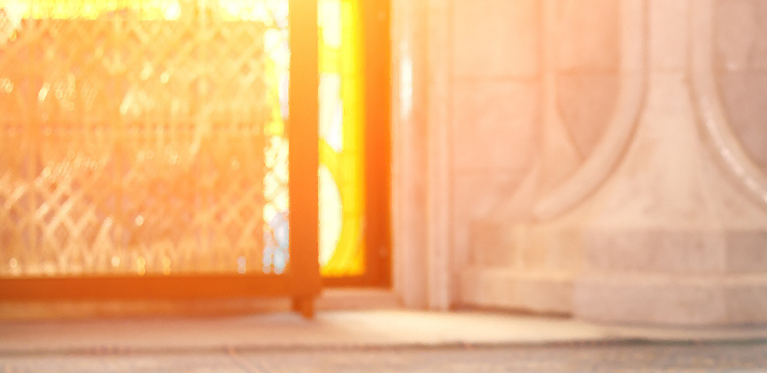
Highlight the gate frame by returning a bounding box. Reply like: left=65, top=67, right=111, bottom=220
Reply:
left=0, top=0, right=321, bottom=319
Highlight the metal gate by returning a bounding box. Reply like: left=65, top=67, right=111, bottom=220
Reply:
left=0, top=0, right=320, bottom=317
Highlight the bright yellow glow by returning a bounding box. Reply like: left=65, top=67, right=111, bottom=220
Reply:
left=136, top=257, right=146, bottom=276
left=318, top=0, right=366, bottom=277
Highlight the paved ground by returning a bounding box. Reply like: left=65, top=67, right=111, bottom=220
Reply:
left=4, top=311, right=767, bottom=353
left=4, top=311, right=767, bottom=371
left=2, top=341, right=767, bottom=372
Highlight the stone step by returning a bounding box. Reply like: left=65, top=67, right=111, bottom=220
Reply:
left=460, top=268, right=573, bottom=315
left=472, top=222, right=767, bottom=275
left=575, top=273, right=767, bottom=325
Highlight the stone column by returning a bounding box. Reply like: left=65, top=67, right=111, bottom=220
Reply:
left=459, top=0, right=646, bottom=316
left=453, top=0, right=767, bottom=325
left=573, top=0, right=767, bottom=325
left=391, top=0, right=453, bottom=310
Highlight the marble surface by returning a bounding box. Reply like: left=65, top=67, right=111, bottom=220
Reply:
left=448, top=0, right=634, bottom=292
left=715, top=0, right=767, bottom=173
left=3, top=342, right=767, bottom=372
left=452, top=0, right=540, bottom=78
left=3, top=310, right=767, bottom=354
left=556, top=74, right=619, bottom=158
left=394, top=0, right=767, bottom=325
left=456, top=0, right=767, bottom=325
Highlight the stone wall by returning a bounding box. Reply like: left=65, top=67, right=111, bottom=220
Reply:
left=451, top=0, right=646, bottom=315
left=392, top=0, right=767, bottom=324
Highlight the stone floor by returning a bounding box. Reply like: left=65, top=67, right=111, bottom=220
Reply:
left=2, top=342, right=767, bottom=372
left=3, top=310, right=767, bottom=371
left=5, top=310, right=767, bottom=353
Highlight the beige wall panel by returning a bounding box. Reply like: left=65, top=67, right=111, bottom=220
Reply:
left=452, top=80, right=540, bottom=172
left=452, top=0, right=540, bottom=78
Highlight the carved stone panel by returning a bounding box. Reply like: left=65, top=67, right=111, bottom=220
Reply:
left=715, top=0, right=767, bottom=172
left=556, top=0, right=620, bottom=159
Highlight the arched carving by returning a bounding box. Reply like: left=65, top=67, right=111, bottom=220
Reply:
left=533, top=0, right=647, bottom=220
left=691, top=0, right=767, bottom=206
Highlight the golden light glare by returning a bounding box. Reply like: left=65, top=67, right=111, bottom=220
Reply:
left=163, top=0, right=180, bottom=19
left=0, top=78, right=12, bottom=92
left=0, top=0, right=370, bottom=279
left=136, top=257, right=146, bottom=276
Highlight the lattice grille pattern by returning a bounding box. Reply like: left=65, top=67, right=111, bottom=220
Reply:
left=0, top=2, right=280, bottom=277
